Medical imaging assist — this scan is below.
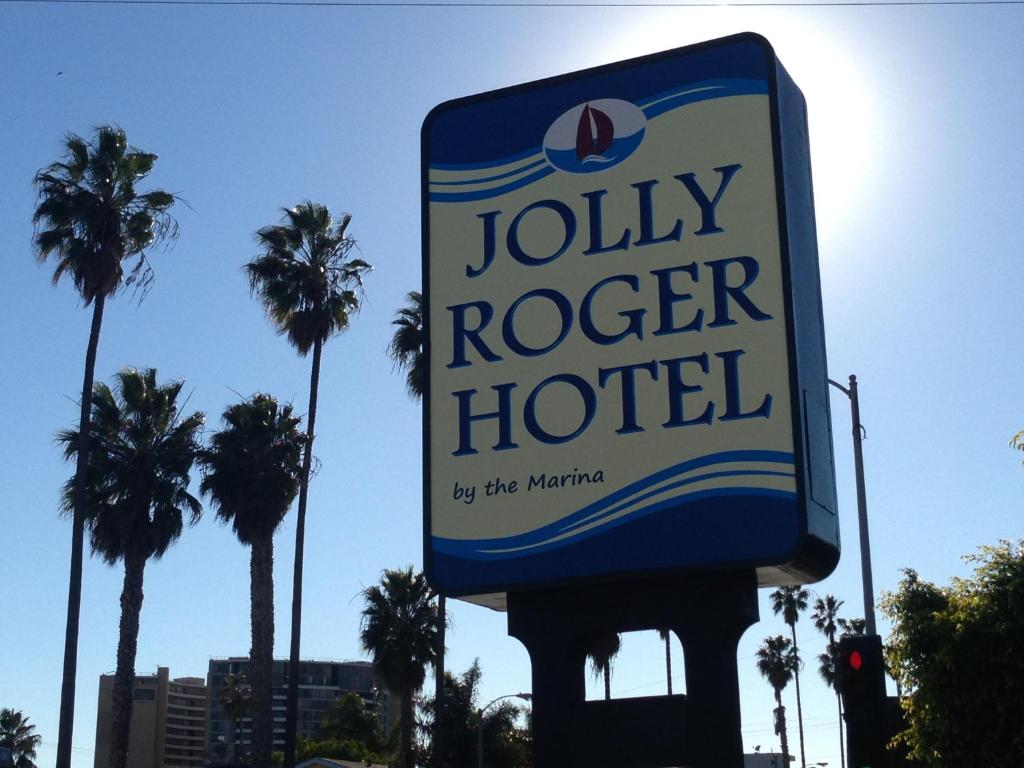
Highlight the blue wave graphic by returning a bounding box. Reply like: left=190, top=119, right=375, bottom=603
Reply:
left=434, top=450, right=794, bottom=560
left=427, top=78, right=768, bottom=203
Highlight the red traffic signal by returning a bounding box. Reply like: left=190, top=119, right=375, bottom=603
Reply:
left=848, top=649, right=863, bottom=671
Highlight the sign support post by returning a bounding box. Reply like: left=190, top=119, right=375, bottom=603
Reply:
left=508, top=571, right=757, bottom=767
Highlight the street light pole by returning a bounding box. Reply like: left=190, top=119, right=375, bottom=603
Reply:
left=828, top=374, right=877, bottom=636
left=477, top=692, right=532, bottom=768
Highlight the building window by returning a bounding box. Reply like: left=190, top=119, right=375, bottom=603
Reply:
left=134, top=688, right=156, bottom=701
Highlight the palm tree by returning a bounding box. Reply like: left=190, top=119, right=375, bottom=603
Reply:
left=246, top=202, right=371, bottom=768
left=755, top=634, right=798, bottom=766
left=58, top=368, right=202, bottom=768
left=657, top=628, right=674, bottom=695
left=812, top=595, right=845, bottom=768
left=587, top=632, right=622, bottom=701
left=33, top=126, right=178, bottom=768
left=0, top=709, right=42, bottom=768
left=360, top=566, right=439, bottom=768
left=769, top=585, right=809, bottom=768
left=218, top=672, right=253, bottom=766
left=838, top=617, right=867, bottom=636
left=199, top=395, right=306, bottom=768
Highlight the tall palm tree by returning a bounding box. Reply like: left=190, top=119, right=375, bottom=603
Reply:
left=387, top=291, right=448, bottom=703
left=769, top=585, right=810, bottom=768
left=755, top=634, right=798, bottom=766
left=360, top=566, right=439, bottom=768
left=199, top=395, right=306, bottom=768
left=388, top=291, right=426, bottom=399
left=33, top=126, right=178, bottom=768
left=587, top=632, right=622, bottom=701
left=58, top=368, right=202, bottom=768
left=657, top=628, right=674, bottom=695
left=388, top=290, right=452, bottom=758
left=0, top=709, right=42, bottom=768
left=812, top=595, right=846, bottom=768
left=246, top=202, right=371, bottom=768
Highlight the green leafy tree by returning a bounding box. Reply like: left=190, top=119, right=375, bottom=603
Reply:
left=319, top=692, right=384, bottom=753
left=0, top=709, right=42, bottom=768
left=755, top=634, right=798, bottom=767
left=417, top=661, right=530, bottom=768
left=881, top=540, right=1024, bottom=766
left=360, top=567, right=439, bottom=768
left=199, top=395, right=306, bottom=768
left=58, top=368, right=202, bottom=768
left=769, top=586, right=809, bottom=768
left=811, top=595, right=845, bottom=768
left=33, top=126, right=178, bottom=768
left=586, top=632, right=622, bottom=701
left=246, top=202, right=371, bottom=768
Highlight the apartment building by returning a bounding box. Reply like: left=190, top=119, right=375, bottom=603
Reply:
left=94, top=668, right=207, bottom=768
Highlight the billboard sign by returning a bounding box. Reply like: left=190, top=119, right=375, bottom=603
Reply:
left=423, top=34, right=839, bottom=604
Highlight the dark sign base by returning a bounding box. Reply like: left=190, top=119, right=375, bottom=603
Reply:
left=507, top=571, right=759, bottom=768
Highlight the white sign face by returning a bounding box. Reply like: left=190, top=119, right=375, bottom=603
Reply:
left=423, top=34, right=838, bottom=601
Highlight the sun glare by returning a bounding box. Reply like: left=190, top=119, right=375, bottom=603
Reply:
left=590, top=11, right=878, bottom=257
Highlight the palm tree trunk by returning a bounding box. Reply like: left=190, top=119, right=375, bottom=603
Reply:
left=604, top=666, right=611, bottom=701
left=110, top=551, right=145, bottom=768
left=250, top=536, right=275, bottom=768
left=836, top=691, right=846, bottom=768
left=663, top=631, right=673, bottom=696
left=776, top=692, right=790, bottom=767
left=284, top=337, right=322, bottom=768
left=790, top=624, right=806, bottom=768
left=434, top=594, right=446, bottom=759
left=57, top=294, right=105, bottom=768
left=400, top=691, right=414, bottom=768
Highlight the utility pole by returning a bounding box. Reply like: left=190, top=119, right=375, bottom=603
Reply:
left=829, top=374, right=877, bottom=635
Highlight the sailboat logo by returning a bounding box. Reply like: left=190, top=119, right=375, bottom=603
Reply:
left=543, top=98, right=647, bottom=174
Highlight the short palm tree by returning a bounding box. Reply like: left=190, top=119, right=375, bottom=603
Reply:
left=33, top=126, right=178, bottom=768
left=756, top=634, right=798, bottom=766
left=58, top=368, right=202, bottom=768
left=199, top=395, right=306, bottom=768
left=360, top=566, right=439, bottom=768
left=0, top=708, right=43, bottom=768
left=770, top=585, right=809, bottom=768
left=218, top=672, right=253, bottom=766
left=246, top=202, right=371, bottom=767
left=587, top=632, right=622, bottom=701
left=812, top=595, right=846, bottom=768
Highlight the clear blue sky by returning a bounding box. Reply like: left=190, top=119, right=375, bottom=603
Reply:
left=2, top=2, right=1022, bottom=766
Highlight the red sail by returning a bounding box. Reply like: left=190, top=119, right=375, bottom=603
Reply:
left=576, top=104, right=615, bottom=161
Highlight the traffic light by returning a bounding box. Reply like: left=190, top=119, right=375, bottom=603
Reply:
left=838, top=634, right=889, bottom=768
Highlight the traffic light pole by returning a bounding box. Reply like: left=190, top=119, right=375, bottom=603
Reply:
left=829, top=374, right=877, bottom=636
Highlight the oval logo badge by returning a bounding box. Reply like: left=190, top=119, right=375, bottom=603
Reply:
left=543, top=99, right=646, bottom=174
